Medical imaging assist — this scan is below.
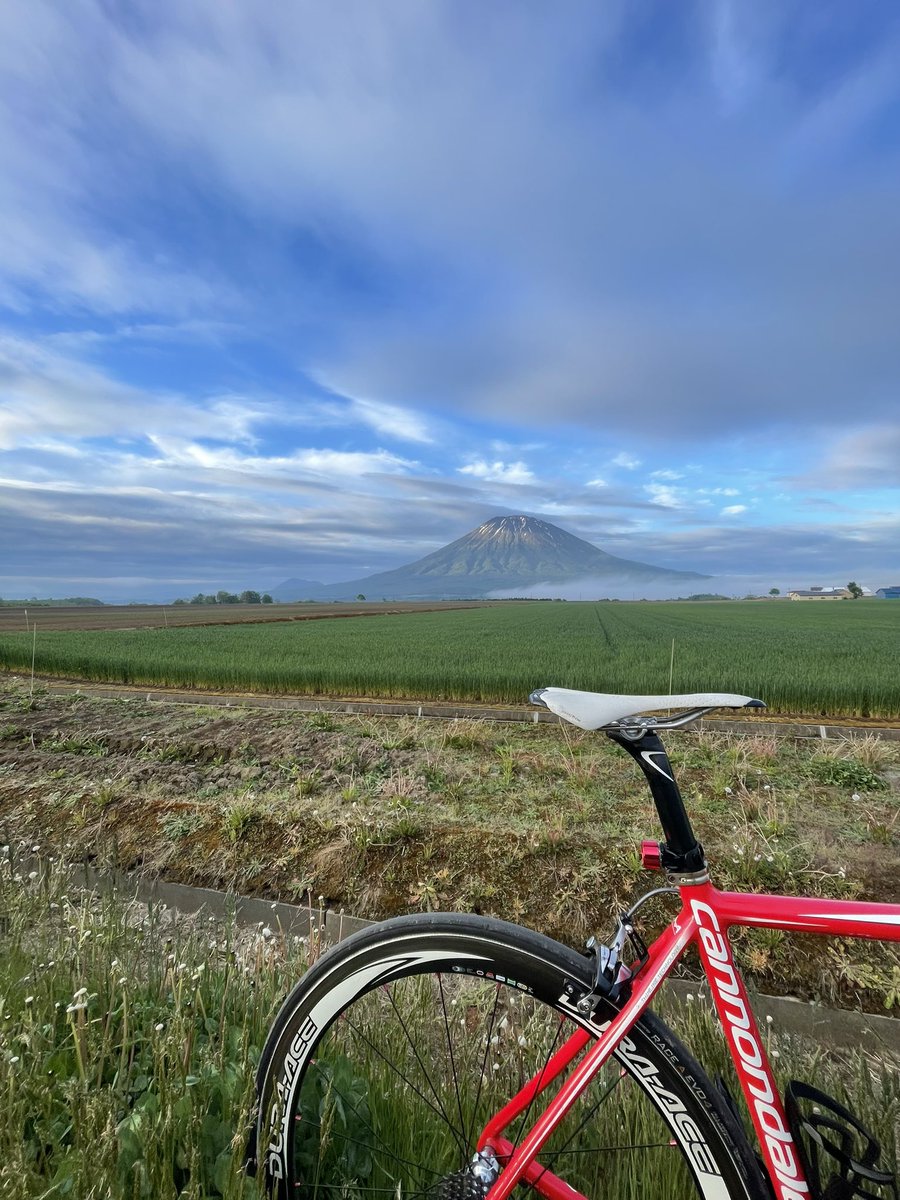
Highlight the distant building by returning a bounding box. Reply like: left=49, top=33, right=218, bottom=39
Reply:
left=788, top=586, right=852, bottom=600
left=875, top=586, right=900, bottom=599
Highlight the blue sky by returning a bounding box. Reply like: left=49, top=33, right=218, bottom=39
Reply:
left=1, top=1, right=898, bottom=602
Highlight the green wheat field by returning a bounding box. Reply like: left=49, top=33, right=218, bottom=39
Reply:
left=1, top=601, right=897, bottom=718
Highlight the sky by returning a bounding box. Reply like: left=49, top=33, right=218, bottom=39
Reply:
left=1, top=0, right=898, bottom=603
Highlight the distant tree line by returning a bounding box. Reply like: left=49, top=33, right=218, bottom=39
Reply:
left=171, top=591, right=274, bottom=606
left=0, top=596, right=104, bottom=607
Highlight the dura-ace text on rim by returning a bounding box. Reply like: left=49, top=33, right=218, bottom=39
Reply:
left=254, top=915, right=767, bottom=1200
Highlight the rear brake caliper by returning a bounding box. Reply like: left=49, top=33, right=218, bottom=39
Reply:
left=574, top=914, right=650, bottom=1013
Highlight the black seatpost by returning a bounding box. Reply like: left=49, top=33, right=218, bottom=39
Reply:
left=606, top=729, right=707, bottom=877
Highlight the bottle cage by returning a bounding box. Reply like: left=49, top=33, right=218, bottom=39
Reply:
left=784, top=1080, right=898, bottom=1200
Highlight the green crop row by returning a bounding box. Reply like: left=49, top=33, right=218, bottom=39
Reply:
left=1, top=600, right=897, bottom=717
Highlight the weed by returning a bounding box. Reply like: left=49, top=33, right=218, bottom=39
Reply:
left=237, top=739, right=260, bottom=765
left=141, top=741, right=195, bottom=764
left=307, top=712, right=337, bottom=732
left=93, top=782, right=119, bottom=807
left=421, top=764, right=446, bottom=790
left=221, top=796, right=260, bottom=843
left=45, top=735, right=109, bottom=757
left=810, top=755, right=885, bottom=791
left=860, top=803, right=899, bottom=845
left=294, top=768, right=324, bottom=798
left=380, top=769, right=420, bottom=801
left=161, top=812, right=204, bottom=839
left=442, top=720, right=488, bottom=750
left=495, top=743, right=517, bottom=785
left=380, top=720, right=418, bottom=751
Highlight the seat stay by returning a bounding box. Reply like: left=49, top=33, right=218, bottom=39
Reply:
left=482, top=911, right=699, bottom=1200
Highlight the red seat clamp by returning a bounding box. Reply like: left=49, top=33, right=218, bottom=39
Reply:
left=641, top=840, right=662, bottom=871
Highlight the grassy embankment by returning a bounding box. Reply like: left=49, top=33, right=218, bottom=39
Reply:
left=1, top=683, right=899, bottom=1012
left=1, top=600, right=898, bottom=717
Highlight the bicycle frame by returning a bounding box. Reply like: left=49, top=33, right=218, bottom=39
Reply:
left=478, top=883, right=900, bottom=1200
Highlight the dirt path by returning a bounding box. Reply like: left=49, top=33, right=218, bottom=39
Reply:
left=15, top=672, right=900, bottom=738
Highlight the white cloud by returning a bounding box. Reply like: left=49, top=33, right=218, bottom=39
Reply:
left=586, top=477, right=608, bottom=488
left=650, top=469, right=683, bottom=481
left=721, top=504, right=747, bottom=515
left=0, top=334, right=270, bottom=449
left=611, top=452, right=642, bottom=469
left=797, top=424, right=900, bottom=489
left=348, top=397, right=434, bottom=444
left=458, top=460, right=535, bottom=485
left=147, top=437, right=415, bottom=480
left=645, top=483, right=682, bottom=509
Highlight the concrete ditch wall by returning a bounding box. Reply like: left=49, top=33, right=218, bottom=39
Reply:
left=80, top=864, right=900, bottom=1057
left=42, top=681, right=900, bottom=742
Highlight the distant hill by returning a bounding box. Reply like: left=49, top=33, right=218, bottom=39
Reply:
left=255, top=579, right=325, bottom=602
left=271, top=515, right=708, bottom=601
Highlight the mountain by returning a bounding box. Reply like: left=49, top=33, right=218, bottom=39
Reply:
left=271, top=516, right=708, bottom=600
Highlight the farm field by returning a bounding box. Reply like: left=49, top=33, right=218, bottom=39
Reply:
left=0, top=598, right=493, bottom=633
left=1, top=599, right=898, bottom=718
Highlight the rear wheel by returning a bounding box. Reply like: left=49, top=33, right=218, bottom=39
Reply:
left=256, top=914, right=765, bottom=1200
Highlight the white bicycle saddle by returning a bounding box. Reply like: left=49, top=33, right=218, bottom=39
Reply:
left=530, top=687, right=764, bottom=731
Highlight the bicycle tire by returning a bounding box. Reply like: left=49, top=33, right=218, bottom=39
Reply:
left=254, top=913, right=766, bottom=1200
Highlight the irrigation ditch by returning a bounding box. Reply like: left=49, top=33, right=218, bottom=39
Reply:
left=65, top=860, right=900, bottom=1057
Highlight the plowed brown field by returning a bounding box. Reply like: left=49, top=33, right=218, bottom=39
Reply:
left=0, top=599, right=494, bottom=633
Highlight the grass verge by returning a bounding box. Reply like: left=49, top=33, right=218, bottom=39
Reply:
left=1, top=853, right=898, bottom=1198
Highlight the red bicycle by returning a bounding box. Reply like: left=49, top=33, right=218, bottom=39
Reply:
left=252, top=688, right=899, bottom=1200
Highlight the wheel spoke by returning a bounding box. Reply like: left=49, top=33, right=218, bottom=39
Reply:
left=295, top=1112, right=444, bottom=1180
left=438, top=973, right=468, bottom=1156
left=468, top=982, right=503, bottom=1151
left=529, top=1065, right=625, bottom=1182
left=261, top=925, right=749, bottom=1198
left=383, top=982, right=469, bottom=1159
left=343, top=1013, right=467, bottom=1142
left=509, top=1014, right=569, bottom=1156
